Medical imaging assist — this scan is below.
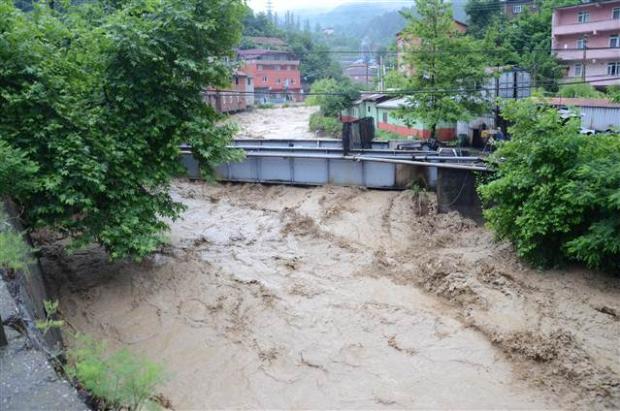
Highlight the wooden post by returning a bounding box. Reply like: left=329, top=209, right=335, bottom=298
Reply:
left=0, top=314, right=7, bottom=347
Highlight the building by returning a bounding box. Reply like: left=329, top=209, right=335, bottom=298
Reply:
left=343, top=63, right=379, bottom=85
left=396, top=20, right=468, bottom=75
left=552, top=0, right=620, bottom=86
left=376, top=98, right=457, bottom=140
left=500, top=0, right=538, bottom=19
left=203, top=71, right=253, bottom=114
left=237, top=48, right=303, bottom=103
left=546, top=97, right=620, bottom=131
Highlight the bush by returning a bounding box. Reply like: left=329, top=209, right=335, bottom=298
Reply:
left=376, top=130, right=403, bottom=141
left=256, top=103, right=275, bottom=109
left=309, top=112, right=342, bottom=137
left=306, top=78, right=360, bottom=117
left=479, top=99, right=620, bottom=271
left=67, top=334, right=164, bottom=411
left=557, top=83, right=604, bottom=98
left=0, top=211, right=32, bottom=272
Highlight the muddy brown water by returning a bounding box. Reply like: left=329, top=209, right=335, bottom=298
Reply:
left=40, top=182, right=620, bottom=409
left=231, top=105, right=321, bottom=139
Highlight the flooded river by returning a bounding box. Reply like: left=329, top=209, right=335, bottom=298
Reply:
left=41, top=181, right=620, bottom=409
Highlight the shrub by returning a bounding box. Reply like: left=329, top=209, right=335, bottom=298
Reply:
left=306, top=78, right=360, bottom=117
left=256, top=103, right=275, bottom=109
left=376, top=130, right=402, bottom=141
left=557, top=83, right=604, bottom=98
left=67, top=334, right=164, bottom=411
left=479, top=99, right=620, bottom=272
left=309, top=112, right=342, bottom=137
left=0, top=211, right=32, bottom=272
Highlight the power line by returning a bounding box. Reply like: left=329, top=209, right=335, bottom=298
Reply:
left=206, top=76, right=620, bottom=98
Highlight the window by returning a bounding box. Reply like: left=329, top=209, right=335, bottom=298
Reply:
left=513, top=4, right=523, bottom=13
left=258, top=65, right=263, bottom=70
left=235, top=77, right=239, bottom=85
left=276, top=78, right=281, bottom=84
left=291, top=79, right=295, bottom=84
left=263, top=76, right=268, bottom=82
left=247, top=78, right=251, bottom=86
left=577, top=11, right=590, bottom=23
left=610, top=34, right=620, bottom=48
left=382, top=112, right=388, bottom=123
left=577, top=35, right=587, bottom=49
left=613, top=7, right=620, bottom=19
left=274, top=65, right=280, bottom=71
left=367, top=106, right=371, bottom=113
left=608, top=62, right=620, bottom=76
left=574, top=63, right=583, bottom=77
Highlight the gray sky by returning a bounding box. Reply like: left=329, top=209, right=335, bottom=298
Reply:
left=247, top=0, right=409, bottom=12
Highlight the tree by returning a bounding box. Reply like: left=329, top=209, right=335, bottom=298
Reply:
left=306, top=78, right=360, bottom=117
left=397, top=0, right=488, bottom=141
left=286, top=32, right=343, bottom=85
left=464, top=0, right=503, bottom=39
left=0, top=0, right=244, bottom=260
left=479, top=99, right=620, bottom=272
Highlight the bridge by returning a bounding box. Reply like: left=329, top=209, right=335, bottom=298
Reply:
left=180, top=138, right=489, bottom=220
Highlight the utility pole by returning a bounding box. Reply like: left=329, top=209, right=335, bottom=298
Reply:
left=379, top=55, right=384, bottom=91
left=582, top=35, right=588, bottom=82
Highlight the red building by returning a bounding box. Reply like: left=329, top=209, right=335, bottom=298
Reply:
left=204, top=71, right=253, bottom=114
left=237, top=49, right=303, bottom=103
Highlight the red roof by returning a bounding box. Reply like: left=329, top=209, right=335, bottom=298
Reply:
left=546, top=97, right=620, bottom=109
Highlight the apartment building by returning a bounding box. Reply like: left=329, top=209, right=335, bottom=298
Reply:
left=237, top=49, right=303, bottom=103
left=552, top=0, right=620, bottom=86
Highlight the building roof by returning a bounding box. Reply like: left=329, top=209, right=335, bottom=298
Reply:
left=376, top=97, right=412, bottom=109
left=545, top=97, right=620, bottom=109
left=553, top=0, right=620, bottom=10
left=360, top=93, right=392, bottom=103
left=237, top=48, right=293, bottom=58
left=246, top=37, right=287, bottom=47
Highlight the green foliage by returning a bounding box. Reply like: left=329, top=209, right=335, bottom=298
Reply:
left=306, top=78, right=360, bottom=117
left=383, top=70, right=409, bottom=90
left=0, top=140, right=39, bottom=199
left=376, top=129, right=403, bottom=141
left=605, top=85, right=620, bottom=103
left=0, top=210, right=32, bottom=271
left=286, top=31, right=343, bottom=85
left=479, top=99, right=620, bottom=272
left=0, top=0, right=244, bottom=260
left=256, top=103, right=275, bottom=109
left=465, top=0, right=503, bottom=39
left=67, top=334, right=164, bottom=411
left=398, top=0, right=489, bottom=137
left=35, top=299, right=64, bottom=335
left=558, top=83, right=604, bottom=98
left=242, top=6, right=282, bottom=37
left=308, top=112, right=342, bottom=137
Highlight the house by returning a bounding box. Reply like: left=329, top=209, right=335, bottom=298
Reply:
left=341, top=93, right=391, bottom=125
left=376, top=98, right=457, bottom=140
left=343, top=63, right=379, bottom=85
left=245, top=36, right=287, bottom=50
left=551, top=0, right=620, bottom=86
left=396, top=20, right=468, bottom=75
left=204, top=71, right=253, bottom=114
left=237, top=48, right=303, bottom=103
left=500, top=0, right=538, bottom=19
left=545, top=97, right=620, bottom=131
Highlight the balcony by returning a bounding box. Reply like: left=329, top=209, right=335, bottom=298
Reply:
left=554, top=47, right=620, bottom=61
left=553, top=19, right=620, bottom=36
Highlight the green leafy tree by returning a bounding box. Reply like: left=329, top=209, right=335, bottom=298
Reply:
left=607, top=85, right=620, bottom=103
left=306, top=78, right=360, bottom=117
left=397, top=0, right=488, bottom=140
left=479, top=99, right=620, bottom=271
left=286, top=31, right=343, bottom=85
left=0, top=0, right=244, bottom=260
left=465, top=0, right=503, bottom=38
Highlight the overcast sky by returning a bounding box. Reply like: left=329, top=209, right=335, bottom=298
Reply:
left=247, top=0, right=409, bottom=12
